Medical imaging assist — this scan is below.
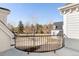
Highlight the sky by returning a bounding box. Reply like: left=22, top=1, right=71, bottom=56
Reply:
left=0, top=3, right=65, bottom=26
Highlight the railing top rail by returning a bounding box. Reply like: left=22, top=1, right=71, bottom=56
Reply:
left=15, top=34, right=61, bottom=37
left=16, top=34, right=51, bottom=37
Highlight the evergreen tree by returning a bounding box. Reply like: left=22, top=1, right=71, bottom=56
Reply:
left=18, top=21, right=24, bottom=33
left=36, top=24, right=43, bottom=34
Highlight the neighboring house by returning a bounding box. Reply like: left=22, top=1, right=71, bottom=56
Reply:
left=0, top=7, right=14, bottom=52
left=59, top=4, right=79, bottom=52
left=51, top=22, right=63, bottom=36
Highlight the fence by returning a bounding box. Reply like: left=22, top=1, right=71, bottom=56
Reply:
left=15, top=34, right=63, bottom=52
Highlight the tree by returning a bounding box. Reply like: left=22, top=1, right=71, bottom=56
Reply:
left=36, top=24, right=39, bottom=33
left=18, top=21, right=24, bottom=33
left=36, top=24, right=43, bottom=34
left=31, top=24, right=35, bottom=34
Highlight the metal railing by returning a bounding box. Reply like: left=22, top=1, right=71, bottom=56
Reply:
left=15, top=34, right=63, bottom=52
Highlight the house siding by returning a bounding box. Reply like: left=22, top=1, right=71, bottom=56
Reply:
left=0, top=8, right=14, bottom=52
left=59, top=4, right=79, bottom=51
left=64, top=12, right=79, bottom=39
left=0, top=21, right=14, bottom=52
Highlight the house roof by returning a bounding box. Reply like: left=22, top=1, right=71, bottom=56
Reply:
left=0, top=7, right=10, bottom=12
left=53, top=22, right=63, bottom=26
left=53, top=22, right=63, bottom=30
left=58, top=3, right=79, bottom=10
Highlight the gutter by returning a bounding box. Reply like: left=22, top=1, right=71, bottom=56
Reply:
left=58, top=3, right=79, bottom=10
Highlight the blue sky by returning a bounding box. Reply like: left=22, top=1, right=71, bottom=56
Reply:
left=0, top=3, right=64, bottom=26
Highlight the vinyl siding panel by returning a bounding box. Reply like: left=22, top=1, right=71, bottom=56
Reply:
left=66, top=12, right=79, bottom=39
left=0, top=21, right=14, bottom=52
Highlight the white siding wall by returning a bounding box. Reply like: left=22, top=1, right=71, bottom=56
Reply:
left=61, top=4, right=79, bottom=51
left=0, top=8, right=14, bottom=52
left=64, top=12, right=79, bottom=39
left=0, top=28, right=11, bottom=52
left=0, top=20, right=14, bottom=52
left=59, top=3, right=79, bottom=52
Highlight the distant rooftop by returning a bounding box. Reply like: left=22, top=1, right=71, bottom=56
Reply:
left=53, top=22, right=63, bottom=26
left=0, top=7, right=10, bottom=12
left=53, top=22, right=63, bottom=30
left=65, top=3, right=72, bottom=5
